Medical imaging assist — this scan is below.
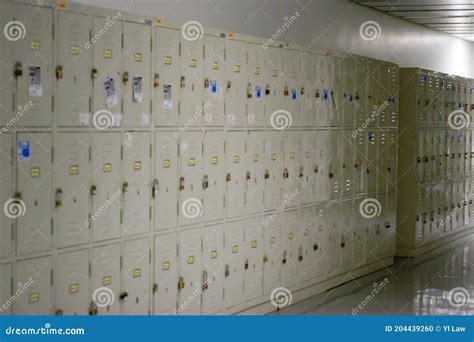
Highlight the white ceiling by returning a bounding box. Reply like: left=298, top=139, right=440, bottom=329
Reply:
left=355, top=0, right=474, bottom=41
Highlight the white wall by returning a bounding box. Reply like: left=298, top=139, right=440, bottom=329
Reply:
left=71, top=0, right=474, bottom=78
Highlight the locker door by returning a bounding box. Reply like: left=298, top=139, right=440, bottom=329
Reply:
left=16, top=133, right=52, bottom=255
left=313, top=205, right=328, bottom=279
left=91, top=244, right=120, bottom=315
left=202, top=225, right=224, bottom=314
left=314, top=54, right=330, bottom=127
left=56, top=11, right=91, bottom=127
left=388, top=66, right=399, bottom=127
left=327, top=203, right=341, bottom=278
left=225, top=39, right=247, bottom=126
left=281, top=210, right=298, bottom=287
left=264, top=46, right=284, bottom=126
left=180, top=35, right=204, bottom=127
left=354, top=131, right=367, bottom=195
left=122, top=132, right=150, bottom=236
left=328, top=129, right=342, bottom=199
left=366, top=131, right=377, bottom=195
left=91, top=133, right=121, bottom=241
left=203, top=131, right=225, bottom=222
left=122, top=22, right=151, bottom=127
left=14, top=4, right=53, bottom=126
left=425, top=130, right=434, bottom=182
left=55, top=249, right=89, bottom=315
left=354, top=58, right=369, bottom=128
left=153, top=233, right=178, bottom=315
left=386, top=131, right=397, bottom=192
left=385, top=191, right=397, bottom=255
left=0, top=0, right=13, bottom=127
left=246, top=131, right=265, bottom=215
left=121, top=238, right=149, bottom=315
left=342, top=58, right=355, bottom=128
left=247, top=43, right=266, bottom=127
left=226, top=131, right=246, bottom=218
left=0, top=134, right=13, bottom=258
left=262, top=215, right=281, bottom=295
left=315, top=130, right=330, bottom=201
left=264, top=131, right=283, bottom=210
left=417, top=130, right=425, bottom=184
left=300, top=131, right=315, bottom=205
left=377, top=65, right=389, bottom=127
left=283, top=49, right=301, bottom=127
left=154, top=132, right=178, bottom=230
left=298, top=207, right=315, bottom=282
left=300, top=53, right=316, bottom=127
left=15, top=257, right=51, bottom=315
left=177, top=228, right=202, bottom=315
left=203, top=34, right=225, bottom=126
left=341, top=130, right=354, bottom=198
left=54, top=133, right=90, bottom=248
left=377, top=131, right=387, bottom=194
left=367, top=60, right=380, bottom=127
left=329, top=56, right=343, bottom=127
left=0, top=263, right=11, bottom=315
left=224, top=221, right=244, bottom=308
left=340, top=199, right=354, bottom=272
left=154, top=27, right=180, bottom=126
left=92, top=16, right=122, bottom=121
left=243, top=217, right=263, bottom=302
left=283, top=131, right=300, bottom=205
left=179, top=131, right=203, bottom=226
left=352, top=198, right=366, bottom=267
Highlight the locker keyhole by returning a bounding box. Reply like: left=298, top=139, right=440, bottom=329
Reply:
left=73, top=196, right=77, bottom=203
left=34, top=199, right=38, bottom=207
left=136, top=297, right=139, bottom=304
left=74, top=76, right=77, bottom=83
left=191, top=184, right=194, bottom=191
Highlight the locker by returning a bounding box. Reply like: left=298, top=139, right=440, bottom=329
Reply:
left=203, top=131, right=225, bottom=222
left=179, top=131, right=203, bottom=226
left=264, top=131, right=283, bottom=210
left=121, top=238, right=149, bottom=315
left=314, top=130, right=330, bottom=201
left=225, top=39, right=247, bottom=126
left=314, top=54, right=330, bottom=127
left=352, top=198, right=366, bottom=267
left=92, top=16, right=122, bottom=121
left=283, top=49, right=301, bottom=127
left=300, top=53, right=316, bottom=127
left=341, top=130, right=354, bottom=198
left=177, top=229, right=202, bottom=315
left=327, top=202, right=341, bottom=278
left=281, top=210, right=298, bottom=287
left=283, top=131, right=300, bottom=206
left=91, top=133, right=121, bottom=241
left=328, top=129, right=342, bottom=199
left=243, top=217, right=263, bottom=301
left=153, top=233, right=178, bottom=315
left=0, top=0, right=13, bottom=127
left=386, top=130, right=397, bottom=192
left=367, top=60, right=381, bottom=128
left=0, top=263, right=11, bottom=315
left=122, top=132, right=151, bottom=236
left=203, top=34, right=225, bottom=126
left=179, top=34, right=204, bottom=127
left=340, top=199, right=354, bottom=272
left=120, top=22, right=150, bottom=126
left=264, top=46, right=284, bottom=126
left=377, top=131, right=388, bottom=194
left=226, top=131, right=246, bottom=218
left=247, top=43, right=266, bottom=126
left=298, top=207, right=315, bottom=282
left=201, top=225, right=224, bottom=314
left=56, top=11, right=91, bottom=127
left=385, top=191, right=397, bottom=255
left=312, top=205, right=328, bottom=279
left=91, top=244, right=120, bottom=315
left=300, top=130, right=315, bottom=205
left=416, top=73, right=428, bottom=126
left=366, top=130, right=377, bottom=195
left=153, top=132, right=178, bottom=230
left=354, top=131, right=366, bottom=195
left=0, top=134, right=13, bottom=258
left=387, top=66, right=399, bottom=127
left=154, top=27, right=180, bottom=126
left=377, top=65, right=390, bottom=127
left=465, top=131, right=471, bottom=177
left=373, top=194, right=386, bottom=257
left=262, top=215, right=281, bottom=295
left=354, top=58, right=369, bottom=128
left=14, top=4, right=53, bottom=126
left=16, top=133, right=52, bottom=255
left=224, top=221, right=244, bottom=308
left=432, top=75, right=444, bottom=128
left=329, top=56, right=343, bottom=127
left=54, top=249, right=89, bottom=315
left=246, top=131, right=265, bottom=214
left=54, top=133, right=90, bottom=248
left=342, top=58, right=355, bottom=128
left=417, top=130, right=426, bottom=184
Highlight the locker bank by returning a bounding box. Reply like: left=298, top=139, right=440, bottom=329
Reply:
left=0, top=0, right=473, bottom=316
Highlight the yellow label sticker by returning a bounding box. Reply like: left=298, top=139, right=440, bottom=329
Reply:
left=232, top=245, right=239, bottom=254
left=189, top=58, right=197, bottom=68
left=304, top=228, right=309, bottom=236
left=70, top=46, right=80, bottom=55
left=270, top=236, right=276, bottom=244
left=251, top=240, right=257, bottom=248
left=30, top=167, right=40, bottom=177
left=233, top=155, right=239, bottom=163
left=187, top=256, right=195, bottom=264
left=211, top=250, right=218, bottom=259
left=255, top=67, right=260, bottom=75
left=132, top=268, right=141, bottom=278
left=69, top=283, right=79, bottom=294
left=271, top=153, right=277, bottom=161
left=164, top=56, right=172, bottom=65
left=31, top=41, right=40, bottom=50
left=103, top=276, right=112, bottom=286
left=212, top=61, right=219, bottom=70
left=104, top=49, right=112, bottom=58
left=69, top=165, right=79, bottom=175
left=234, top=64, right=240, bottom=73
left=30, top=292, right=40, bottom=303
left=133, top=161, right=142, bottom=171
left=134, top=53, right=142, bottom=62
left=163, top=159, right=171, bottom=168
left=272, top=70, right=278, bottom=77
left=289, top=232, right=294, bottom=240
left=103, top=163, right=112, bottom=173
left=305, top=151, right=310, bottom=158
left=253, top=154, right=259, bottom=162
left=290, top=71, right=295, bottom=79
left=211, top=156, right=218, bottom=165
left=162, top=261, right=170, bottom=271
left=188, top=158, right=196, bottom=166
left=290, top=152, right=295, bottom=159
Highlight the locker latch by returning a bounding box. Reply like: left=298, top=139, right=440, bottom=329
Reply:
left=89, top=301, right=98, bottom=316
left=91, top=68, right=98, bottom=80
left=225, top=265, right=230, bottom=278
left=179, top=177, right=185, bottom=191
left=153, top=284, right=159, bottom=294
left=154, top=73, right=160, bottom=88
left=202, top=175, right=209, bottom=190
left=122, top=182, right=129, bottom=193
left=152, top=179, right=159, bottom=198
left=329, top=172, right=334, bottom=179
left=119, top=292, right=128, bottom=301
left=299, top=167, right=304, bottom=178
left=283, top=168, right=289, bottom=179
left=355, top=92, right=360, bottom=100
left=202, top=271, right=208, bottom=290
left=263, top=254, right=268, bottom=263
left=264, top=170, right=270, bottom=179
left=55, top=309, right=63, bottom=316
left=244, top=259, right=249, bottom=270
left=298, top=246, right=303, bottom=261
left=314, top=165, right=319, bottom=173
left=14, top=191, right=22, bottom=200
left=14, top=62, right=22, bottom=78
left=247, top=83, right=252, bottom=98
left=180, top=76, right=186, bottom=88
left=227, top=81, right=232, bottom=90
left=246, top=171, right=251, bottom=181
left=300, top=87, right=305, bottom=95
left=315, top=89, right=320, bottom=98
left=283, top=86, right=289, bottom=96
left=90, top=185, right=97, bottom=196
left=55, top=188, right=63, bottom=208
left=226, top=173, right=231, bottom=182
left=313, top=243, right=319, bottom=251
left=56, top=65, right=63, bottom=80
left=385, top=222, right=391, bottom=229
left=265, top=85, right=270, bottom=96
left=282, top=251, right=287, bottom=264
left=204, top=78, right=209, bottom=88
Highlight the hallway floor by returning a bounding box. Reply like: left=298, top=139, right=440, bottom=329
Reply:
left=270, top=234, right=474, bottom=316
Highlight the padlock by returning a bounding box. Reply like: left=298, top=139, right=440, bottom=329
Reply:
left=284, top=86, right=289, bottom=96
left=89, top=301, right=98, bottom=316
left=202, top=175, right=209, bottom=190
left=299, top=166, right=304, bottom=178
left=226, top=173, right=231, bottom=182
left=246, top=171, right=251, bottom=181
left=122, top=182, right=129, bottom=193
left=55, top=188, right=63, bottom=208
left=315, top=89, right=320, bottom=98
left=179, top=177, right=185, bottom=191
left=90, top=185, right=97, bottom=196
left=56, top=65, right=63, bottom=80
left=314, top=165, right=319, bottom=173
left=247, top=83, right=252, bottom=98
left=91, top=68, right=98, bottom=80
left=152, top=179, right=159, bottom=198
left=14, top=62, right=23, bottom=78
left=264, top=170, right=270, bottom=179
left=178, top=277, right=185, bottom=290
left=204, top=78, right=209, bottom=88
left=122, top=71, right=129, bottom=84
left=154, top=73, right=160, bottom=88
left=265, top=85, right=270, bottom=95
left=263, top=255, right=268, bottom=263
left=153, top=284, right=158, bottom=294
left=119, top=292, right=128, bottom=300
left=283, top=168, right=289, bottom=179
left=180, top=76, right=185, bottom=88
left=282, top=250, right=287, bottom=264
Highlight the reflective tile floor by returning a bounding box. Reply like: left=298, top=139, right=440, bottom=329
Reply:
left=270, top=234, right=474, bottom=315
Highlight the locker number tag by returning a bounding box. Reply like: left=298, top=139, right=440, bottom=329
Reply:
left=29, top=292, right=40, bottom=303
left=103, top=276, right=112, bottom=286
left=289, top=152, right=294, bottom=159
left=69, top=165, right=79, bottom=175
left=251, top=240, right=257, bottom=248
left=232, top=245, right=239, bottom=253
left=187, top=256, right=195, bottom=264
left=189, top=59, right=197, bottom=68
left=164, top=56, right=172, bottom=65
left=163, top=159, right=171, bottom=168
left=270, top=236, right=276, bottom=244
left=17, top=141, right=30, bottom=161
left=31, top=41, right=40, bottom=50
left=212, top=61, right=219, bottom=70
left=162, top=262, right=170, bottom=271
left=70, top=46, right=80, bottom=55
left=272, top=70, right=278, bottom=77
left=104, top=49, right=112, bottom=58
left=69, top=284, right=79, bottom=294
left=255, top=67, right=260, bottom=75
left=211, top=250, right=218, bottom=259
left=211, top=156, right=218, bottom=165
left=133, top=161, right=142, bottom=170
left=133, top=268, right=141, bottom=278
left=233, top=155, right=239, bottom=163
left=271, top=153, right=277, bottom=161
left=253, top=154, right=259, bottom=162
left=134, top=53, right=142, bottom=62
left=103, top=163, right=112, bottom=173
left=234, top=65, right=240, bottom=73
left=188, top=158, right=196, bottom=166
left=31, top=167, right=41, bottom=177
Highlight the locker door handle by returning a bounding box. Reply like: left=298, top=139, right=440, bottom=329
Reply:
left=204, top=78, right=209, bottom=88
left=152, top=179, right=160, bottom=198
left=263, top=255, right=268, bottom=263
left=283, top=168, right=289, bottom=179
left=14, top=62, right=22, bottom=78
left=264, top=170, right=270, bottom=179
left=91, top=68, right=98, bottom=80
left=89, top=301, right=98, bottom=316
left=315, top=89, right=320, bottom=98
left=55, top=309, right=63, bottom=316
left=122, top=71, right=129, bottom=85
left=282, top=251, right=287, bottom=264
left=154, top=73, right=160, bottom=88
left=244, top=259, right=249, bottom=270
left=55, top=188, right=63, bottom=208
left=299, top=167, right=304, bottom=178
left=298, top=246, right=303, bottom=261
left=224, top=265, right=230, bottom=278
left=56, top=65, right=63, bottom=80
left=90, top=185, right=97, bottom=196
left=300, top=87, right=305, bottom=95
left=122, top=182, right=128, bottom=193
left=283, top=86, right=289, bottom=96
left=314, top=165, right=319, bottom=173
left=313, top=243, right=319, bottom=251
left=180, top=76, right=186, bottom=88
left=202, top=271, right=209, bottom=290
left=179, top=177, right=185, bottom=191
left=247, top=83, right=252, bottom=98
left=119, top=292, right=128, bottom=301
left=178, top=277, right=185, bottom=290
left=202, top=175, right=209, bottom=190
left=153, top=284, right=159, bottom=294
left=265, top=85, right=270, bottom=96
left=226, top=173, right=231, bottom=182
left=227, top=81, right=232, bottom=90
left=246, top=171, right=251, bottom=181
left=14, top=191, right=22, bottom=200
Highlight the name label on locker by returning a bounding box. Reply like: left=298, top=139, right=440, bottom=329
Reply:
left=133, top=161, right=142, bottom=171
left=69, top=165, right=79, bottom=175
left=212, top=61, right=219, bottom=70
left=164, top=56, right=172, bottom=65
left=251, top=240, right=257, bottom=248
left=188, top=158, right=196, bottom=166
left=288, top=232, right=294, bottom=240
left=271, top=153, right=277, bottom=161
left=31, top=41, right=40, bottom=50
left=70, top=46, right=80, bottom=55
left=234, top=65, right=240, bottom=73
left=270, top=236, right=275, bottom=244
left=304, top=228, right=309, bottom=236
left=103, top=276, right=112, bottom=286
left=253, top=154, right=259, bottom=162
left=69, top=284, right=79, bottom=294
left=254, top=67, right=260, bottom=75
left=134, top=53, right=142, bottom=62
left=104, top=49, right=112, bottom=58
left=272, top=70, right=278, bottom=77
left=233, top=156, right=240, bottom=163
left=133, top=268, right=141, bottom=278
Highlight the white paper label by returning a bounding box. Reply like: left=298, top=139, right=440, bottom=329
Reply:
left=113, top=113, right=121, bottom=127
left=163, top=84, right=172, bottom=110
left=132, top=76, right=143, bottom=103
left=28, top=66, right=42, bottom=97
left=79, top=113, right=90, bottom=126
left=104, top=77, right=118, bottom=108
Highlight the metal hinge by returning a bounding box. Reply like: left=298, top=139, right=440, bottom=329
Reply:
left=149, top=206, right=152, bottom=220
left=120, top=210, right=123, bottom=224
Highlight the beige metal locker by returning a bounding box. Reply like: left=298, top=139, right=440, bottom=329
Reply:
left=377, top=130, right=388, bottom=194
left=354, top=57, right=369, bottom=129
left=366, top=130, right=377, bottom=195
left=153, top=233, right=178, bottom=315
left=328, top=129, right=342, bottom=199
left=243, top=217, right=263, bottom=302
left=314, top=54, right=330, bottom=127
left=341, top=130, right=354, bottom=198
left=354, top=131, right=366, bottom=195
left=54, top=132, right=90, bottom=248
left=300, top=130, right=315, bottom=205
left=283, top=131, right=300, bottom=206
left=203, top=34, right=225, bottom=126
left=0, top=0, right=13, bottom=127
left=246, top=131, right=265, bottom=214
left=202, top=225, right=224, bottom=314
left=298, top=207, right=315, bottom=282
left=264, top=131, right=283, bottom=210
left=0, top=134, right=13, bottom=258
left=224, top=221, right=244, bottom=308
left=247, top=43, right=266, bottom=127
left=262, top=213, right=281, bottom=295
left=327, top=202, right=342, bottom=278
left=226, top=131, right=246, bottom=218
left=280, top=210, right=298, bottom=287
left=300, top=53, right=316, bottom=127
left=16, top=133, right=52, bottom=255
left=203, top=131, right=225, bottom=222
left=342, top=58, right=355, bottom=128
left=314, top=130, right=330, bottom=201
left=264, top=46, right=284, bottom=126
left=329, top=56, right=343, bottom=127
left=340, top=199, right=354, bottom=272
left=313, top=204, right=328, bottom=279
left=283, top=49, right=301, bottom=127
left=225, top=38, right=247, bottom=126
left=352, top=197, right=367, bottom=267
left=0, top=263, right=11, bottom=315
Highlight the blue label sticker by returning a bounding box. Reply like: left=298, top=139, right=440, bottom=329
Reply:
left=368, top=132, right=374, bottom=141
left=210, top=80, right=217, bottom=95
left=291, top=88, right=297, bottom=101
left=323, top=89, right=329, bottom=101
left=255, top=85, right=261, bottom=99
left=390, top=95, right=396, bottom=104
left=18, top=141, right=30, bottom=161
left=348, top=91, right=353, bottom=103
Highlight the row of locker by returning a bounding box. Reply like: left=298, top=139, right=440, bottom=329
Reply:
left=0, top=3, right=399, bottom=129
left=0, top=195, right=396, bottom=316
left=0, top=128, right=397, bottom=258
